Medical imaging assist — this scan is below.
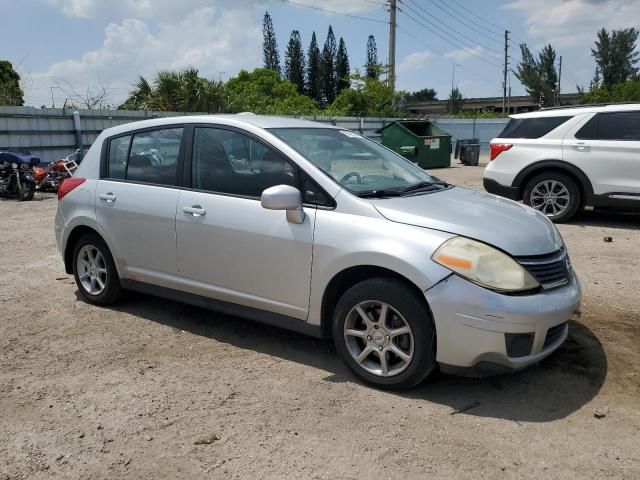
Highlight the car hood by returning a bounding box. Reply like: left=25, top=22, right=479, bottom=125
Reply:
left=370, top=187, right=562, bottom=256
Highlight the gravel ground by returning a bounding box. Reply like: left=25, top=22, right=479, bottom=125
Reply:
left=1, top=159, right=639, bottom=479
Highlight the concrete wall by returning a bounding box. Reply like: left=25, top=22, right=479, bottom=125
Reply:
left=0, top=106, right=508, bottom=163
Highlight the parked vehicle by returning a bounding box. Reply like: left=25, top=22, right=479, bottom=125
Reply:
left=0, top=151, right=38, bottom=201
left=483, top=104, right=640, bottom=222
left=33, top=150, right=80, bottom=192
left=55, top=116, right=581, bottom=390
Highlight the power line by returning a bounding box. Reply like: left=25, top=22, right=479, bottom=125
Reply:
left=398, top=5, right=502, bottom=67
left=396, top=25, right=500, bottom=84
left=447, top=0, right=505, bottom=35
left=279, top=0, right=388, bottom=23
left=426, top=0, right=504, bottom=45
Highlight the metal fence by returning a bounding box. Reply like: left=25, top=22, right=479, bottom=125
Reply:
left=0, top=106, right=508, bottom=163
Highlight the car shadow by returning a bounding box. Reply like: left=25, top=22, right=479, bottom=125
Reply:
left=101, top=291, right=607, bottom=423
left=571, top=209, right=640, bottom=229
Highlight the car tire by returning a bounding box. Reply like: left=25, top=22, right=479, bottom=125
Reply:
left=17, top=182, right=35, bottom=201
left=72, top=233, right=123, bottom=306
left=332, top=277, right=436, bottom=390
left=523, top=172, right=581, bottom=223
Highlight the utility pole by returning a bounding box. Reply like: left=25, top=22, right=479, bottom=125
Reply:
left=557, top=55, right=562, bottom=106
left=502, top=30, right=509, bottom=114
left=50, top=86, right=56, bottom=108
left=388, top=0, right=397, bottom=92
left=450, top=64, right=458, bottom=113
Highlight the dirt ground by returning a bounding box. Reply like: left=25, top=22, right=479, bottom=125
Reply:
left=1, top=158, right=639, bottom=479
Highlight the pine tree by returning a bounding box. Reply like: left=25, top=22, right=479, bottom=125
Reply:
left=514, top=43, right=558, bottom=107
left=262, top=11, right=281, bottom=75
left=591, top=27, right=639, bottom=89
left=285, top=30, right=306, bottom=94
left=336, top=37, right=351, bottom=95
left=306, top=32, right=322, bottom=103
left=365, top=35, right=379, bottom=79
left=321, top=26, right=337, bottom=105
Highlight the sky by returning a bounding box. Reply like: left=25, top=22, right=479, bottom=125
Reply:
left=1, top=0, right=639, bottom=107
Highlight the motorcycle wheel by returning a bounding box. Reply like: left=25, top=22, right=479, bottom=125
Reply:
left=18, top=182, right=35, bottom=201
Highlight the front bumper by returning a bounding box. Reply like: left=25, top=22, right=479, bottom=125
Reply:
left=483, top=177, right=519, bottom=200
left=425, top=273, right=581, bottom=376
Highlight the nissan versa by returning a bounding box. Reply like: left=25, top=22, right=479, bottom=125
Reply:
left=54, top=115, right=582, bottom=390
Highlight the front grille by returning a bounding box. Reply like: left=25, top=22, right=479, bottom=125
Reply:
left=543, top=322, right=568, bottom=349
left=515, top=249, right=570, bottom=290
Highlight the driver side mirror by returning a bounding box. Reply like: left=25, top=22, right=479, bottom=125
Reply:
left=261, top=185, right=305, bottom=224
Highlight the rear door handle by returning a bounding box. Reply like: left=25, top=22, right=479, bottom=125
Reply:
left=99, top=193, right=116, bottom=203
left=183, top=205, right=206, bottom=217
left=571, top=142, right=589, bottom=150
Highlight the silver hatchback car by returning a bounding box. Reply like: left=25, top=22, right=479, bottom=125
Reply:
left=55, top=115, right=582, bottom=390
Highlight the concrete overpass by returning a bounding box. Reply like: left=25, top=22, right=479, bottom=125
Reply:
left=406, top=93, right=582, bottom=115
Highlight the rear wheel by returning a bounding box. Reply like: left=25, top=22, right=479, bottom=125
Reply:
left=523, top=172, right=581, bottom=222
left=332, top=278, right=436, bottom=390
left=72, top=233, right=122, bottom=305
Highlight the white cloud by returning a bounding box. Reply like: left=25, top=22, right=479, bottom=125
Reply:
left=445, top=46, right=499, bottom=63
left=398, top=51, right=432, bottom=73
left=504, top=0, right=640, bottom=48
left=26, top=6, right=262, bottom=106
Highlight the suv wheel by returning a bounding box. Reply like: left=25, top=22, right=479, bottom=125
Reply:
left=72, top=233, right=122, bottom=305
left=332, top=278, right=436, bottom=390
left=523, top=172, right=581, bottom=222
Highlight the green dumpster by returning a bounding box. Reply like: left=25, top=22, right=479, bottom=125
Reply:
left=377, top=120, right=452, bottom=168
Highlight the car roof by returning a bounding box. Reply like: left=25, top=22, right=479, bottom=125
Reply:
left=101, top=114, right=339, bottom=137
left=510, top=103, right=640, bottom=119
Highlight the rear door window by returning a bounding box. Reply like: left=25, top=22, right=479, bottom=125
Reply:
left=127, top=128, right=183, bottom=185
left=576, top=111, right=640, bottom=141
left=107, top=135, right=131, bottom=179
left=498, top=116, right=572, bottom=139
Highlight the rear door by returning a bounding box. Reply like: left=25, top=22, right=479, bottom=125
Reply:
left=96, top=126, right=184, bottom=288
left=175, top=125, right=317, bottom=320
left=563, top=111, right=640, bottom=195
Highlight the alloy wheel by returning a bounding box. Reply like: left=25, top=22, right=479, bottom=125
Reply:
left=530, top=180, right=570, bottom=217
left=76, top=244, right=108, bottom=295
left=343, top=300, right=415, bottom=377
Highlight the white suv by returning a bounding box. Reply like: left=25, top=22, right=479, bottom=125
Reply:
left=483, top=104, right=640, bottom=222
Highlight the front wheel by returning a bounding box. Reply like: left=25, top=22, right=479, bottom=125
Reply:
left=332, top=278, right=436, bottom=390
left=523, top=172, right=581, bottom=223
left=17, top=181, right=35, bottom=201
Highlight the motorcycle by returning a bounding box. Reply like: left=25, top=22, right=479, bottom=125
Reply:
left=0, top=151, right=38, bottom=201
left=33, top=150, right=80, bottom=192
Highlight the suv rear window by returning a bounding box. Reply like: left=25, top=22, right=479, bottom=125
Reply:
left=498, top=116, right=572, bottom=139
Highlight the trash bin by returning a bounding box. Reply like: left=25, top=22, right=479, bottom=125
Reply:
left=460, top=143, right=481, bottom=166
left=377, top=120, right=452, bottom=168
left=455, top=138, right=479, bottom=160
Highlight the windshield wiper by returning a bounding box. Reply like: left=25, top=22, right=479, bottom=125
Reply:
left=401, top=180, right=449, bottom=193
left=357, top=188, right=405, bottom=198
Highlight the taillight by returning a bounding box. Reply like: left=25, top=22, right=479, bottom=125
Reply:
left=490, top=143, right=513, bottom=161
left=58, top=178, right=86, bottom=201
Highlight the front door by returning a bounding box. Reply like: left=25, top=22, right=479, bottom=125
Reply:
left=175, top=126, right=315, bottom=320
left=96, top=127, right=184, bottom=288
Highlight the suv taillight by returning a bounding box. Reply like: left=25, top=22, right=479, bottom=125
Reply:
left=58, top=178, right=86, bottom=201
left=490, top=143, right=513, bottom=161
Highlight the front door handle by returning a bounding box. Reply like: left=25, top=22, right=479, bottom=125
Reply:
left=99, top=193, right=116, bottom=203
left=183, top=205, right=206, bottom=217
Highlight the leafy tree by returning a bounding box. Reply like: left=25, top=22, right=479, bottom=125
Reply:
left=0, top=60, right=24, bottom=106
left=365, top=35, right=380, bottom=80
left=403, top=88, right=437, bottom=103
left=262, top=11, right=281, bottom=75
left=225, top=68, right=318, bottom=115
left=120, top=68, right=226, bottom=112
left=284, top=30, right=305, bottom=94
left=447, top=87, right=465, bottom=114
left=591, top=27, right=639, bottom=90
left=306, top=32, right=322, bottom=103
left=514, top=43, right=558, bottom=107
left=321, top=26, right=337, bottom=105
left=580, top=79, right=640, bottom=104
left=327, top=72, right=405, bottom=117
left=335, top=37, right=351, bottom=95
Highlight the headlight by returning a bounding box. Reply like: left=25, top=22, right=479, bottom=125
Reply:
left=432, top=236, right=539, bottom=292
left=11, top=163, right=18, bottom=169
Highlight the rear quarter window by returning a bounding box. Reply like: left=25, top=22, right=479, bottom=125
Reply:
left=498, top=116, right=572, bottom=139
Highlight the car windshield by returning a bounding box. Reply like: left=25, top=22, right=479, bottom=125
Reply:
left=268, top=128, right=439, bottom=196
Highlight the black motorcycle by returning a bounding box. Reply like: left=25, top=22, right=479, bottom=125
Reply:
left=0, top=151, right=38, bottom=201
